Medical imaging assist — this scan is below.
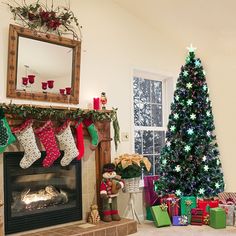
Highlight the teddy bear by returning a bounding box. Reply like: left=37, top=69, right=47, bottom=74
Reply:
left=100, top=163, right=124, bottom=222
left=87, top=204, right=100, bottom=224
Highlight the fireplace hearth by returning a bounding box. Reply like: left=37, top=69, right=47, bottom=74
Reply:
left=4, top=151, right=82, bottom=234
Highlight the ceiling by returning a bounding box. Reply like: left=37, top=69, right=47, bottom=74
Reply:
left=113, top=0, right=236, bottom=50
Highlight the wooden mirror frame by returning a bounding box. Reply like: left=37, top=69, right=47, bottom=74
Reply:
left=7, top=24, right=81, bottom=104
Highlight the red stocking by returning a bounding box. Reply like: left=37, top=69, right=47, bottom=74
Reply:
left=76, top=121, right=84, bottom=160
left=34, top=120, right=61, bottom=167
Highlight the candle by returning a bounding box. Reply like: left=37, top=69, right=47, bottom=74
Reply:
left=47, top=80, right=54, bottom=89
left=28, top=74, right=35, bottom=84
left=59, top=89, right=65, bottom=95
left=65, top=87, right=72, bottom=95
left=93, top=97, right=100, bottom=110
left=42, top=82, right=48, bottom=90
left=22, top=77, right=28, bottom=86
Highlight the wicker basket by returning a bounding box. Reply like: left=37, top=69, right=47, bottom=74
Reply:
left=123, top=177, right=140, bottom=193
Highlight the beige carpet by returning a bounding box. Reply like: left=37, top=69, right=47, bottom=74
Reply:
left=132, top=221, right=236, bottom=236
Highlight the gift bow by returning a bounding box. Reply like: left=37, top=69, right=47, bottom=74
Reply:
left=203, top=214, right=210, bottom=225
left=179, top=215, right=188, bottom=225
left=185, top=200, right=192, bottom=207
left=160, top=203, right=168, bottom=211
left=221, top=206, right=229, bottom=215
left=114, top=154, right=151, bottom=171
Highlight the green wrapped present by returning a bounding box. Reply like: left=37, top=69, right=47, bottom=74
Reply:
left=210, top=207, right=226, bottom=229
left=151, top=204, right=171, bottom=227
left=146, top=207, right=153, bottom=221
left=180, top=196, right=196, bottom=223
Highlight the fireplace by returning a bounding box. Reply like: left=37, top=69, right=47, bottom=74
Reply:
left=4, top=151, right=82, bottom=234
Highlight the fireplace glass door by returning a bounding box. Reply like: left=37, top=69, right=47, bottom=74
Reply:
left=4, top=151, right=82, bottom=234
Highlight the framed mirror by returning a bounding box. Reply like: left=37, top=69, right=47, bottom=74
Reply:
left=7, top=24, right=81, bottom=104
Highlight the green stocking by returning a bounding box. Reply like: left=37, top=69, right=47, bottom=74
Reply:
left=83, top=118, right=99, bottom=150
left=0, top=109, right=16, bottom=153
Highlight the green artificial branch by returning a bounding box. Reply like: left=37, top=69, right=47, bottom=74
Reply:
left=0, top=103, right=120, bottom=150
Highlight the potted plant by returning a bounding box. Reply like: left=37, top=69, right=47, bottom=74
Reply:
left=114, top=154, right=151, bottom=192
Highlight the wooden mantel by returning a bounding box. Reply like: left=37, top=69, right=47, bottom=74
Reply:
left=3, top=104, right=113, bottom=210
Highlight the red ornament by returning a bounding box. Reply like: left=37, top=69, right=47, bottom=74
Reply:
left=22, top=77, right=28, bottom=86
left=42, top=82, right=48, bottom=90
left=28, top=74, right=35, bottom=84
left=65, top=87, right=72, bottom=95
left=59, top=89, right=65, bottom=95
left=47, top=80, right=54, bottom=89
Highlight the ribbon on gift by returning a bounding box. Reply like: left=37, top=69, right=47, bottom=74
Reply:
left=179, top=215, right=188, bottom=225
left=160, top=203, right=168, bottom=211
left=221, top=206, right=229, bottom=215
left=185, top=200, right=193, bottom=207
left=203, top=214, right=210, bottom=225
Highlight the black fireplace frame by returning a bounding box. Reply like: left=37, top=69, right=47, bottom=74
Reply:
left=4, top=151, right=82, bottom=234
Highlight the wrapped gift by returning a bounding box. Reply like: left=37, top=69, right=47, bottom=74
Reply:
left=219, top=204, right=235, bottom=226
left=144, top=175, right=159, bottom=207
left=146, top=207, right=153, bottom=221
left=172, top=215, right=188, bottom=226
left=218, top=192, right=236, bottom=204
left=209, top=207, right=226, bottom=229
left=197, top=199, right=219, bottom=214
left=180, top=196, right=197, bottom=223
left=150, top=204, right=171, bottom=227
left=234, top=210, right=236, bottom=226
left=160, top=196, right=180, bottom=218
left=190, top=208, right=203, bottom=225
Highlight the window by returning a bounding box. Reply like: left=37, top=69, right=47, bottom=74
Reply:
left=132, top=70, right=173, bottom=175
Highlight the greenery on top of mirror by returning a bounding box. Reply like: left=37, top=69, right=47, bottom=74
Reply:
left=6, top=0, right=82, bottom=40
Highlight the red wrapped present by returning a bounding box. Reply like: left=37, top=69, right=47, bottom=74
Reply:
left=197, top=199, right=219, bottom=214
left=160, top=196, right=180, bottom=218
left=218, top=192, right=236, bottom=205
left=144, top=175, right=159, bottom=207
left=191, top=215, right=203, bottom=225
left=191, top=208, right=203, bottom=216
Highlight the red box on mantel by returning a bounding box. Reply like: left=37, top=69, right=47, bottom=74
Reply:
left=197, top=199, right=219, bottom=214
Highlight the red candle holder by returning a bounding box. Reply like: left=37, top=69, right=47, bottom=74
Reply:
left=28, top=75, right=35, bottom=84
left=42, top=82, right=48, bottom=90
left=93, top=98, right=100, bottom=110
left=59, top=89, right=65, bottom=95
left=65, top=87, right=72, bottom=95
left=22, top=77, right=28, bottom=86
left=47, top=80, right=54, bottom=89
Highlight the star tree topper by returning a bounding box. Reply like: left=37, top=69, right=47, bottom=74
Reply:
left=187, top=44, right=197, bottom=53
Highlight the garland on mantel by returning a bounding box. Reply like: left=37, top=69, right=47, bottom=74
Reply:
left=0, top=103, right=120, bottom=150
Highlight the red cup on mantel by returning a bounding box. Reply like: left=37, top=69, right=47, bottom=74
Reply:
left=42, top=82, right=48, bottom=90
left=59, top=89, right=65, bottom=95
left=28, top=75, right=35, bottom=84
left=47, top=80, right=54, bottom=89
left=93, top=97, right=100, bottom=110
left=22, top=77, right=28, bottom=86
left=65, top=87, right=72, bottom=95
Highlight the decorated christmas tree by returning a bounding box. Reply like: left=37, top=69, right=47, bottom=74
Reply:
left=157, top=45, right=224, bottom=197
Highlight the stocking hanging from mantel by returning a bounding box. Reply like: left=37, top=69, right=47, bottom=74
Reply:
left=56, top=119, right=79, bottom=166
left=0, top=108, right=15, bottom=153
left=34, top=120, right=61, bottom=168
left=76, top=120, right=84, bottom=160
left=83, top=118, right=99, bottom=150
left=12, top=119, right=41, bottom=169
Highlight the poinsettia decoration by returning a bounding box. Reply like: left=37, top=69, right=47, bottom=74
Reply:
left=6, top=0, right=82, bottom=40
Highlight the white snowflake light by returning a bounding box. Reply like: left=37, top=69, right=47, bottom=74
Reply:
left=216, top=160, right=220, bottom=165
left=204, top=165, right=209, bottom=171
left=203, top=70, right=206, bottom=76
left=170, top=125, right=176, bottom=132
left=207, top=131, right=211, bottom=137
left=203, top=85, right=208, bottom=91
left=202, top=156, right=207, bottom=162
left=195, top=60, right=201, bottom=67
left=187, top=99, right=193, bottom=106
left=184, top=145, right=191, bottom=152
left=187, top=44, right=197, bottom=53
left=174, top=113, right=179, bottom=119
left=187, top=128, right=194, bottom=135
left=183, top=71, right=188, bottom=77
left=175, top=165, right=181, bottom=172
left=199, top=188, right=205, bottom=195
left=186, top=82, right=192, bottom=89
left=215, top=182, right=220, bottom=189
left=162, top=159, right=167, bottom=165
left=175, top=95, right=180, bottom=101
left=206, top=111, right=211, bottom=117
left=190, top=113, right=196, bottom=120
left=175, top=189, right=182, bottom=196
left=166, top=141, right=171, bottom=147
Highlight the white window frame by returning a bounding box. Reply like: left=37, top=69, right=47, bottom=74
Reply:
left=131, top=69, right=174, bottom=175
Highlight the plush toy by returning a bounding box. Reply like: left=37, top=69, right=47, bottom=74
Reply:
left=87, top=204, right=100, bottom=224
left=100, top=163, right=124, bottom=222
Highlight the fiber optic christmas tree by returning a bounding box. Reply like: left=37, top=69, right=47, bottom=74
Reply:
left=157, top=45, right=224, bottom=197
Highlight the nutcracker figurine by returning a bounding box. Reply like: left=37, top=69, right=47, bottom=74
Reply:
left=100, top=92, right=107, bottom=110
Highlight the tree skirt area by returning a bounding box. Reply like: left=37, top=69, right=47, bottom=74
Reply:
left=133, top=221, right=236, bottom=236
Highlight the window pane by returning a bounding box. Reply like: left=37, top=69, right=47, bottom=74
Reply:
left=133, top=77, right=140, bottom=100
left=152, top=104, right=162, bottom=126
left=140, top=103, right=151, bottom=126
left=134, top=130, right=142, bottom=153
left=151, top=80, right=162, bottom=103
left=139, top=79, right=150, bottom=103
left=133, top=103, right=140, bottom=126
left=143, top=130, right=153, bottom=154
